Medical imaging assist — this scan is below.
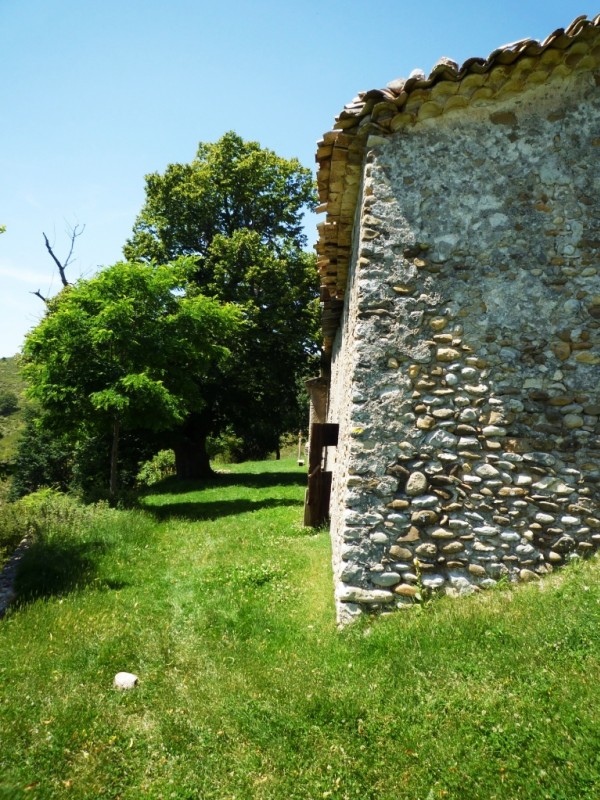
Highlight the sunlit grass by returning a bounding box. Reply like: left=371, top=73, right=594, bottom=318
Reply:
left=1, top=458, right=600, bottom=799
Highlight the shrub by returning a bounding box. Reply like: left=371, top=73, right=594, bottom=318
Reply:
left=11, top=410, right=160, bottom=502
left=0, top=500, right=32, bottom=565
left=136, top=449, right=176, bottom=486
left=10, top=411, right=72, bottom=499
left=206, top=426, right=245, bottom=463
left=15, top=488, right=115, bottom=536
left=0, top=489, right=114, bottom=566
left=0, top=390, right=18, bottom=416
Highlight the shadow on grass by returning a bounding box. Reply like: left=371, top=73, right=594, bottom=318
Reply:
left=151, top=470, right=307, bottom=495
left=139, top=468, right=307, bottom=523
left=14, top=538, right=127, bottom=605
left=145, top=496, right=303, bottom=523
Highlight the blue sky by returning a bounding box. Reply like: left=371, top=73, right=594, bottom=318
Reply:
left=1, top=0, right=597, bottom=357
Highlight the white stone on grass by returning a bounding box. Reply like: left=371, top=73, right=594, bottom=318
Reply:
left=114, top=672, right=139, bottom=690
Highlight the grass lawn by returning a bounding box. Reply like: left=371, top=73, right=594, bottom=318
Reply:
left=1, top=457, right=600, bottom=799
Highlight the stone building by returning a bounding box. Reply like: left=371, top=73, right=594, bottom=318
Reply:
left=307, top=15, right=600, bottom=623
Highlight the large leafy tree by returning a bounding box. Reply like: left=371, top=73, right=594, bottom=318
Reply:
left=22, top=259, right=241, bottom=495
left=124, top=132, right=319, bottom=476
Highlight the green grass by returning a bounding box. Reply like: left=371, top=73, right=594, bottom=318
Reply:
left=2, top=458, right=600, bottom=799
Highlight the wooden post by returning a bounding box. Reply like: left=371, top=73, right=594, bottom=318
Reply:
left=304, top=422, right=339, bottom=527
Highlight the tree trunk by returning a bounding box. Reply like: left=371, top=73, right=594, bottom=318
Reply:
left=173, top=412, right=215, bottom=479
left=110, top=417, right=120, bottom=497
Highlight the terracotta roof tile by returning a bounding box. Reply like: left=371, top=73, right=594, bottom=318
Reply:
left=315, top=14, right=600, bottom=353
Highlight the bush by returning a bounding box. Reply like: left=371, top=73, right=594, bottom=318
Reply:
left=11, top=410, right=161, bottom=502
left=206, top=427, right=246, bottom=463
left=136, top=450, right=176, bottom=487
left=0, top=500, right=32, bottom=565
left=0, top=390, right=18, bottom=416
left=0, top=488, right=115, bottom=567
left=10, top=411, right=72, bottom=499
left=16, top=488, right=115, bottom=536
left=0, top=489, right=123, bottom=596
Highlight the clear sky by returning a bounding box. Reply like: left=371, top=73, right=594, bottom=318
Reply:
left=1, top=0, right=597, bottom=357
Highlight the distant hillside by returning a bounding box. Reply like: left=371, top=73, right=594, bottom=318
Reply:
left=0, top=356, right=26, bottom=495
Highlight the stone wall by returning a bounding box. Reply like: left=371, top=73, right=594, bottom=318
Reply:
left=327, top=184, right=368, bottom=586
left=327, top=65, right=600, bottom=623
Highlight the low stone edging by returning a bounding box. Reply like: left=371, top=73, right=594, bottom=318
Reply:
left=0, top=536, right=31, bottom=618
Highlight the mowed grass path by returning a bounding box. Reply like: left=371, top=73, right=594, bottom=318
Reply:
left=2, top=458, right=600, bottom=799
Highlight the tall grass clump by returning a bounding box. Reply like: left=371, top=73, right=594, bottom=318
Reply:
left=0, top=489, right=93, bottom=569
left=0, top=500, right=30, bottom=568
left=10, top=489, right=147, bottom=603
left=0, top=488, right=135, bottom=585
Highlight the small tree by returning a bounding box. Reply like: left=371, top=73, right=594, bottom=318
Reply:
left=22, top=259, right=241, bottom=496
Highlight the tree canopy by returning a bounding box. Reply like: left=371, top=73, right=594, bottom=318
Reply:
left=124, top=132, right=319, bottom=475
left=124, top=131, right=315, bottom=263
left=17, top=132, right=319, bottom=492
left=22, top=259, right=241, bottom=494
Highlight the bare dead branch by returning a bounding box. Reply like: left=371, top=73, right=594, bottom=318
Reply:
left=43, top=232, right=69, bottom=287
left=63, top=223, right=85, bottom=275
left=42, top=223, right=85, bottom=287
left=31, top=289, right=48, bottom=304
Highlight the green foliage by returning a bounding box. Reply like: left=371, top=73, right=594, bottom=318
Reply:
left=71, top=426, right=162, bottom=502
left=124, top=131, right=316, bottom=262
left=3, top=460, right=600, bottom=799
left=0, top=500, right=31, bottom=567
left=11, top=408, right=167, bottom=502
left=21, top=259, right=241, bottom=494
left=0, top=357, right=26, bottom=479
left=15, top=488, right=114, bottom=537
left=0, top=488, right=116, bottom=570
left=3, top=489, right=122, bottom=595
left=136, top=449, right=176, bottom=486
left=9, top=409, right=73, bottom=499
left=24, top=259, right=240, bottom=432
left=206, top=425, right=245, bottom=463
left=0, top=389, right=18, bottom=416
left=203, top=230, right=319, bottom=458
left=0, top=360, right=26, bottom=502
left=124, top=132, right=319, bottom=469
